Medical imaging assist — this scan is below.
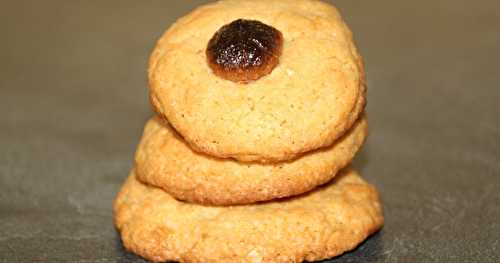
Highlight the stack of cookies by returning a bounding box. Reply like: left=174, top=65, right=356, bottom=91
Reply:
left=114, top=0, right=384, bottom=262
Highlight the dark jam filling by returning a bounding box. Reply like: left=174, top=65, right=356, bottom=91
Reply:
left=206, top=19, right=283, bottom=83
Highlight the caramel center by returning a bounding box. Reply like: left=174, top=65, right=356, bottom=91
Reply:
left=206, top=19, right=283, bottom=83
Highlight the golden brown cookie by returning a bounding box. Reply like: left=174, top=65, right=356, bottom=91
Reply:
left=114, top=168, right=384, bottom=263
left=135, top=115, right=368, bottom=205
left=148, top=0, right=366, bottom=163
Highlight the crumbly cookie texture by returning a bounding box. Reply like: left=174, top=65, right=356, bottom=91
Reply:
left=135, top=115, right=368, bottom=205
left=149, top=0, right=366, bottom=163
left=114, top=168, right=383, bottom=263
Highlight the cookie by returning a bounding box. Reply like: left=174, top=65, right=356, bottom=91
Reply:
left=135, top=115, right=368, bottom=205
left=148, top=0, right=366, bottom=163
left=114, top=168, right=384, bottom=263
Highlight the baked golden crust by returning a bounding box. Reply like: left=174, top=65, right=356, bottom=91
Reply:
left=148, top=0, right=366, bottom=163
left=135, top=115, right=368, bottom=205
left=114, top=168, right=384, bottom=263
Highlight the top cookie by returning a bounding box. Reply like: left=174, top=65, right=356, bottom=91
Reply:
left=149, top=0, right=366, bottom=163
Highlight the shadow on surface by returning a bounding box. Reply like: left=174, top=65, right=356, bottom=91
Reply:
left=115, top=234, right=149, bottom=263
left=319, top=230, right=385, bottom=263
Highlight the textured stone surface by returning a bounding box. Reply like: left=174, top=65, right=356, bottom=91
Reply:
left=0, top=0, right=499, bottom=262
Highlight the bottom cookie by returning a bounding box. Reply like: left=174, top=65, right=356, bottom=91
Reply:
left=113, top=168, right=384, bottom=263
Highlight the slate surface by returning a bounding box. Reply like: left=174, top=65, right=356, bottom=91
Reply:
left=1, top=0, right=499, bottom=262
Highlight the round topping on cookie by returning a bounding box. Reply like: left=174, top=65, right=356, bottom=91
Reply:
left=206, top=19, right=283, bottom=83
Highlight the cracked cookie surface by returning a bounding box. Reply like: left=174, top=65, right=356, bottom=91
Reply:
left=149, top=0, right=366, bottom=163
left=135, top=115, right=368, bottom=205
left=113, top=168, right=383, bottom=263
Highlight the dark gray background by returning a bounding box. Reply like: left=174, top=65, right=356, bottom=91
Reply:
left=1, top=0, right=499, bottom=262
